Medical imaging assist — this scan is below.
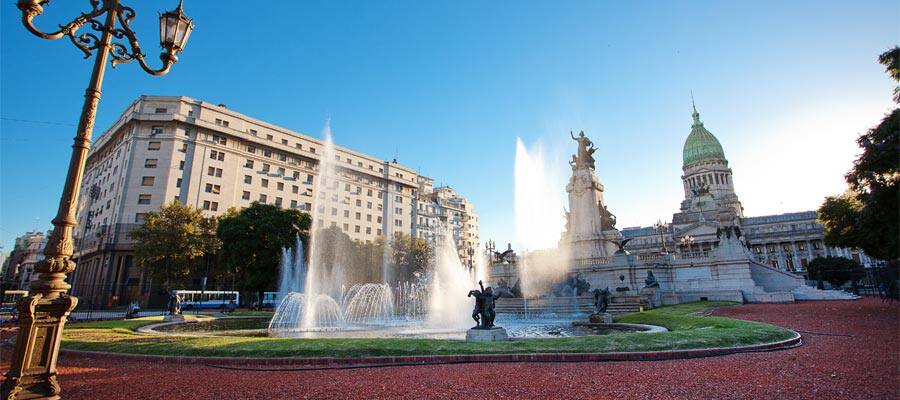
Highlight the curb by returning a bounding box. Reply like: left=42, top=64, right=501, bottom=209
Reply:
left=59, top=331, right=802, bottom=368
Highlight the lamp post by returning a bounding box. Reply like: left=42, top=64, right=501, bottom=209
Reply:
left=653, top=220, right=668, bottom=254
left=3, top=1, right=193, bottom=398
left=680, top=235, right=695, bottom=254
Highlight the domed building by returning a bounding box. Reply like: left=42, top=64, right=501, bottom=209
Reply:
left=674, top=101, right=743, bottom=226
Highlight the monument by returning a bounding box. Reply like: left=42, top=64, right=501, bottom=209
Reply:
left=561, top=131, right=620, bottom=259
left=465, top=281, right=509, bottom=342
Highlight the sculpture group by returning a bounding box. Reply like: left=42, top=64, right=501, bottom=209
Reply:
left=468, top=280, right=503, bottom=329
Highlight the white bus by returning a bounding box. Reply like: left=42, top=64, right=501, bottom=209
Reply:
left=174, top=290, right=239, bottom=311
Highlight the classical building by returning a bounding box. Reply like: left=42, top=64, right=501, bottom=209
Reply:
left=69, top=95, right=477, bottom=307
left=414, top=178, right=480, bottom=268
left=490, top=103, right=859, bottom=309
left=1, top=232, right=47, bottom=291
left=621, top=103, right=880, bottom=273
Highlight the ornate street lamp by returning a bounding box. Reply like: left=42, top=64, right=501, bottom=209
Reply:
left=680, top=235, right=695, bottom=253
left=653, top=219, right=669, bottom=254
left=3, top=1, right=193, bottom=398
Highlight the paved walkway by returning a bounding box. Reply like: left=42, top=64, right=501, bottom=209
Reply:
left=2, top=298, right=898, bottom=399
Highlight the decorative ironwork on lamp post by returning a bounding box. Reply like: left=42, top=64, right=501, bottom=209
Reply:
left=653, top=219, right=669, bottom=254
left=2, top=1, right=193, bottom=398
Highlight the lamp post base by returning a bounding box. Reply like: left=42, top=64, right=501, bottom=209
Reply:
left=1, top=294, right=77, bottom=400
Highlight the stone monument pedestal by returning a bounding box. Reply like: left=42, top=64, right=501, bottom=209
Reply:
left=466, top=327, right=509, bottom=342
left=589, top=312, right=613, bottom=324
left=164, top=314, right=185, bottom=322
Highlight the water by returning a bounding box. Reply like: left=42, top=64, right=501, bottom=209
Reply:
left=269, top=123, right=475, bottom=334
left=514, top=138, right=570, bottom=298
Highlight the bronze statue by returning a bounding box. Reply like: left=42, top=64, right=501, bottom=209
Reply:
left=605, top=237, right=632, bottom=254
left=167, top=291, right=182, bottom=316
left=468, top=280, right=503, bottom=329
left=591, top=287, right=610, bottom=313
left=644, top=271, right=660, bottom=288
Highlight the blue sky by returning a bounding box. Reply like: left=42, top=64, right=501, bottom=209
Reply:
left=1, top=0, right=897, bottom=252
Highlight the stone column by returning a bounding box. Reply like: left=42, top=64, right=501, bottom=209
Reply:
left=789, top=242, right=800, bottom=272
left=777, top=245, right=787, bottom=271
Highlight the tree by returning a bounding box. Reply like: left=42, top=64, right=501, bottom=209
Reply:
left=818, top=47, right=899, bottom=261
left=807, top=256, right=865, bottom=290
left=217, top=203, right=311, bottom=305
left=390, top=233, right=433, bottom=283
left=130, top=201, right=219, bottom=292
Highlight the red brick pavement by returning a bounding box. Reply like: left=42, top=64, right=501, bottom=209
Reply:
left=1, top=297, right=897, bottom=399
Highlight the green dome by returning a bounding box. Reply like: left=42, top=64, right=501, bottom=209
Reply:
left=682, top=106, right=725, bottom=166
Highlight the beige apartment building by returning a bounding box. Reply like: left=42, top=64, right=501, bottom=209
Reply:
left=414, top=177, right=480, bottom=268
left=70, top=95, right=473, bottom=307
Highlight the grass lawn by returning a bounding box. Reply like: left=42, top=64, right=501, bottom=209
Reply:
left=61, top=301, right=795, bottom=358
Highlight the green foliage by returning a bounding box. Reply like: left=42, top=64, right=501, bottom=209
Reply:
left=390, top=232, right=433, bottom=283
left=807, top=256, right=865, bottom=289
left=62, top=302, right=794, bottom=358
left=879, top=46, right=900, bottom=103
left=217, top=203, right=311, bottom=301
left=818, top=48, right=900, bottom=261
left=129, top=201, right=220, bottom=291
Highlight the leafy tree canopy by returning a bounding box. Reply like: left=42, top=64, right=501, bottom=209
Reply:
left=818, top=47, right=899, bottom=261
left=807, top=256, right=865, bottom=289
left=217, top=203, right=311, bottom=300
left=129, top=201, right=220, bottom=290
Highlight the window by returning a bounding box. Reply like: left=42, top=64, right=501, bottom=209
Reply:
left=207, top=167, right=222, bottom=177
left=266, top=134, right=273, bottom=141
left=356, top=199, right=362, bottom=207
left=290, top=200, right=297, bottom=208
left=275, top=197, right=282, bottom=206
left=295, top=143, right=302, bottom=149
left=211, top=134, right=227, bottom=145
left=292, top=185, right=299, bottom=194
left=377, top=216, right=382, bottom=223
left=210, top=150, right=225, bottom=161
left=261, top=179, right=269, bottom=188
left=214, top=119, right=229, bottom=128
left=187, top=110, right=194, bottom=117
left=281, top=139, right=288, bottom=145
left=242, top=191, right=250, bottom=200
left=144, top=159, right=158, bottom=168
left=355, top=225, right=360, bottom=233
left=245, top=159, right=254, bottom=168
left=148, top=141, right=161, bottom=150
left=202, top=201, right=219, bottom=211
left=141, top=176, right=155, bottom=186
left=262, top=163, right=271, bottom=172
left=154, top=107, right=167, bottom=114
left=310, top=147, right=316, bottom=153
left=176, top=178, right=182, bottom=188
left=292, top=171, right=300, bottom=179
left=331, top=208, right=337, bottom=216
left=343, top=224, right=349, bottom=232
left=355, top=212, right=361, bottom=220
left=305, top=202, right=312, bottom=211
left=135, top=213, right=148, bottom=223
left=259, top=194, right=267, bottom=203
left=179, top=160, right=185, bottom=170
left=277, top=167, right=285, bottom=176
left=278, top=153, right=287, bottom=162
left=151, top=126, right=164, bottom=135
left=247, top=145, right=256, bottom=154
left=395, top=219, right=402, bottom=227
left=138, top=194, right=151, bottom=204
left=366, top=227, right=372, bottom=234
left=366, top=214, right=372, bottom=222
left=205, top=183, right=221, bottom=194
left=277, top=182, right=284, bottom=191
left=306, top=175, right=314, bottom=184
left=179, top=143, right=188, bottom=153
left=263, top=149, right=272, bottom=158
left=367, top=202, right=372, bottom=209
left=244, top=175, right=252, bottom=184
left=343, top=210, right=350, bottom=218
left=249, top=129, right=258, bottom=136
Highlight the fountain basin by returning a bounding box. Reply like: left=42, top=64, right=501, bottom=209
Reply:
left=148, top=316, right=666, bottom=340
